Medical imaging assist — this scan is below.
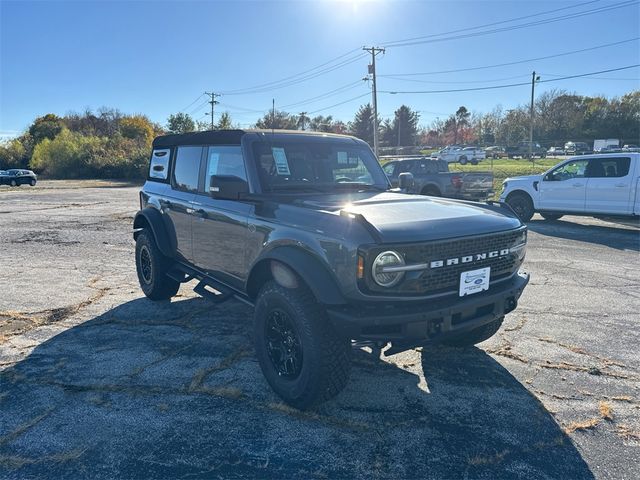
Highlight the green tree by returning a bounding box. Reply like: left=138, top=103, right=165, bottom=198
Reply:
left=119, top=115, right=154, bottom=144
left=349, top=104, right=378, bottom=147
left=216, top=111, right=233, bottom=130
left=166, top=112, right=196, bottom=134
left=0, top=137, right=27, bottom=169
left=309, top=115, right=334, bottom=132
left=254, top=110, right=297, bottom=129
left=28, top=114, right=64, bottom=144
left=382, top=105, right=420, bottom=146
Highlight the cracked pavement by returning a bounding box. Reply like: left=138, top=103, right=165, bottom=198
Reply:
left=0, top=180, right=639, bottom=479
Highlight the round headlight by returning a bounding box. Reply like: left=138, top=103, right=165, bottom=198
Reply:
left=371, top=251, right=405, bottom=287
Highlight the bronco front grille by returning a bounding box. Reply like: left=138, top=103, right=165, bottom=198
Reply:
left=365, top=229, right=524, bottom=296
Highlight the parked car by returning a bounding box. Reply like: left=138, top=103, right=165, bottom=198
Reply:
left=1, top=169, right=37, bottom=186
left=547, top=146, right=565, bottom=157
left=505, top=141, right=547, bottom=159
left=564, top=141, right=592, bottom=156
left=0, top=170, right=8, bottom=184
left=484, top=146, right=506, bottom=159
left=434, top=145, right=484, bottom=165
left=381, top=156, right=494, bottom=200
left=599, top=145, right=623, bottom=154
left=500, top=153, right=640, bottom=221
left=134, top=129, right=529, bottom=408
left=622, top=144, right=640, bottom=152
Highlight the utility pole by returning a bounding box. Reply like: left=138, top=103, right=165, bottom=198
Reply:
left=363, top=46, right=385, bottom=157
left=299, top=111, right=307, bottom=131
left=204, top=92, right=220, bottom=130
left=271, top=99, right=275, bottom=130
left=528, top=71, right=540, bottom=162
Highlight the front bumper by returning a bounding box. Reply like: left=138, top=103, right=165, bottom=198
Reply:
left=327, top=271, right=529, bottom=348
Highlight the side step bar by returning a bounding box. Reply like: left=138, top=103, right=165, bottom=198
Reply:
left=168, top=262, right=255, bottom=307
left=193, top=279, right=232, bottom=304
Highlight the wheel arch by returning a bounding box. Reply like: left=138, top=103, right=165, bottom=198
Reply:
left=420, top=183, right=441, bottom=196
left=246, top=247, right=346, bottom=305
left=133, top=208, right=175, bottom=258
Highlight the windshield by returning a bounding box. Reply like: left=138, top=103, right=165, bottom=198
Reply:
left=252, top=139, right=389, bottom=193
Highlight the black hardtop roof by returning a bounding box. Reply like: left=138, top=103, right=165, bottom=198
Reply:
left=152, top=129, right=361, bottom=149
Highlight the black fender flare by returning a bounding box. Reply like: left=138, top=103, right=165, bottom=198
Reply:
left=247, top=246, right=346, bottom=305
left=133, top=208, right=176, bottom=258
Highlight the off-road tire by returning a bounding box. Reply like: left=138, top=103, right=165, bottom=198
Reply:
left=506, top=191, right=534, bottom=222
left=540, top=212, right=563, bottom=221
left=10, top=179, right=17, bottom=187
left=254, top=281, right=350, bottom=410
left=459, top=156, right=468, bottom=165
left=30, top=179, right=36, bottom=186
left=135, top=229, right=180, bottom=300
left=443, top=316, right=504, bottom=347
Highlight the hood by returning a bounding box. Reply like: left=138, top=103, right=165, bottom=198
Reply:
left=293, top=191, right=522, bottom=243
left=504, top=174, right=543, bottom=184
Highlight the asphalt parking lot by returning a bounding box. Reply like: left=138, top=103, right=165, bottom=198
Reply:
left=0, top=181, right=639, bottom=479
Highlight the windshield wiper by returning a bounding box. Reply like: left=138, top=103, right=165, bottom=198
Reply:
left=332, top=183, right=387, bottom=192
left=268, top=184, right=328, bottom=193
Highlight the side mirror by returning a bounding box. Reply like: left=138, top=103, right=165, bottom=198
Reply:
left=398, top=172, right=414, bottom=190
left=544, top=173, right=554, bottom=181
left=210, top=175, right=248, bottom=200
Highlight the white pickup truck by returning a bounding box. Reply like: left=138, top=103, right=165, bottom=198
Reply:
left=433, top=146, right=485, bottom=165
left=500, top=153, right=640, bottom=221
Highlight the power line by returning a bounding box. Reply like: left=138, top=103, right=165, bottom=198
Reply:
left=308, top=93, right=370, bottom=114
left=379, top=38, right=640, bottom=77
left=222, top=53, right=367, bottom=96
left=381, top=1, right=637, bottom=48
left=381, top=0, right=602, bottom=48
left=381, top=65, right=640, bottom=94
left=220, top=49, right=366, bottom=95
left=179, top=94, right=206, bottom=113
left=188, top=100, right=211, bottom=115
left=381, top=74, right=533, bottom=85
left=279, top=80, right=365, bottom=109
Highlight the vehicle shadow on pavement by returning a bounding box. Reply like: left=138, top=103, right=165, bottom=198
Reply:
left=0, top=296, right=593, bottom=479
left=528, top=218, right=640, bottom=251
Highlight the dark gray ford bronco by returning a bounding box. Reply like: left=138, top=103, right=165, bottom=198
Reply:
left=134, top=130, right=529, bottom=409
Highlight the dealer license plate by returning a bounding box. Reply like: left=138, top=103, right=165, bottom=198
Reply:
left=459, top=267, right=491, bottom=297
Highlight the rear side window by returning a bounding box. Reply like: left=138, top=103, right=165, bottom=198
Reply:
left=204, top=146, right=246, bottom=191
left=586, top=157, right=631, bottom=178
left=173, top=146, right=202, bottom=192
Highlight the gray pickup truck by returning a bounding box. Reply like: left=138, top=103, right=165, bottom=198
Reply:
left=382, top=156, right=494, bottom=201
left=133, top=130, right=529, bottom=409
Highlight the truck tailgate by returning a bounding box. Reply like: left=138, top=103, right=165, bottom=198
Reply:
left=459, top=172, right=494, bottom=198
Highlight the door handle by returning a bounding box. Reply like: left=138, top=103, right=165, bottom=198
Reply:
left=615, top=184, right=626, bottom=187
left=572, top=183, right=583, bottom=187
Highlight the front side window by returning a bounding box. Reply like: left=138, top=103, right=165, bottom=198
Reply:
left=173, top=146, right=202, bottom=192
left=547, top=160, right=588, bottom=181
left=252, top=140, right=388, bottom=193
left=586, top=157, right=631, bottom=178
left=205, top=146, right=246, bottom=190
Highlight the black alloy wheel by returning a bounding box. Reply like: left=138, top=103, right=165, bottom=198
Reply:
left=139, top=245, right=153, bottom=285
left=265, top=309, right=303, bottom=378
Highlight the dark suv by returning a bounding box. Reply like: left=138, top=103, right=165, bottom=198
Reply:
left=1, top=169, right=37, bottom=186
left=134, top=130, right=529, bottom=408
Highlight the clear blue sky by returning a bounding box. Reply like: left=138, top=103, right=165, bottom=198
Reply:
left=1, top=0, right=639, bottom=138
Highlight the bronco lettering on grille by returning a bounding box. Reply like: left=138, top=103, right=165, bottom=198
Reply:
left=429, top=249, right=510, bottom=268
